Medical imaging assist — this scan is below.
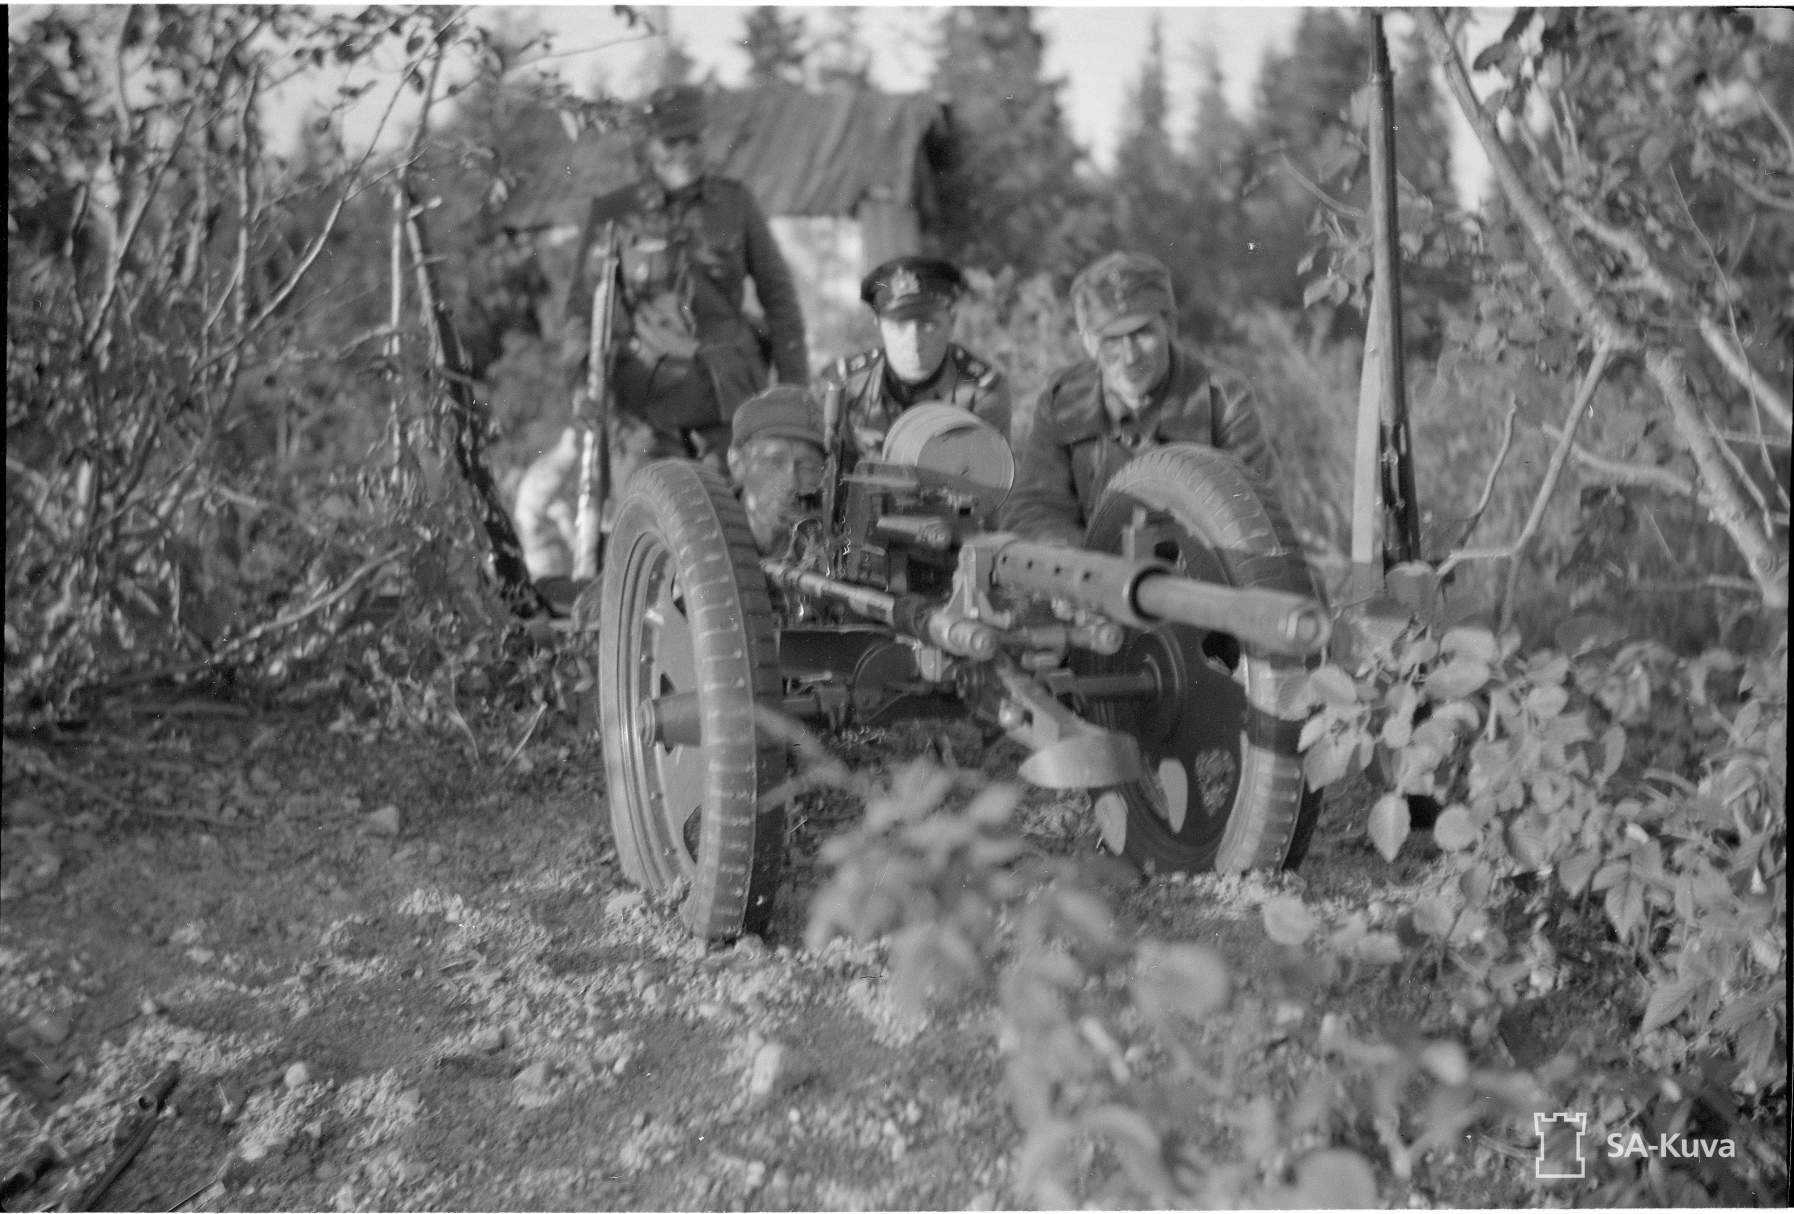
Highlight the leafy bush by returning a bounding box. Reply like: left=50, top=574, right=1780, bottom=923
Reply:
left=1303, top=583, right=1787, bottom=1202
left=805, top=759, right=1545, bottom=1207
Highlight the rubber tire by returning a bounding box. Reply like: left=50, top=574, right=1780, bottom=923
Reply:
left=1079, top=443, right=1322, bottom=873
left=597, top=459, right=787, bottom=939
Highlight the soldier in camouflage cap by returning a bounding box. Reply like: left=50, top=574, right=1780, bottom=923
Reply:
left=815, top=255, right=1011, bottom=465
left=727, top=386, right=827, bottom=554
left=1002, top=250, right=1289, bottom=546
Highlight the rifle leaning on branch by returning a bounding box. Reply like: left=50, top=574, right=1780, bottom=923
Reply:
left=399, top=183, right=549, bottom=619
left=574, top=222, right=621, bottom=582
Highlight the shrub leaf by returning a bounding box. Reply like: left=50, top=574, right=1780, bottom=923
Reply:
left=1368, top=793, right=1410, bottom=861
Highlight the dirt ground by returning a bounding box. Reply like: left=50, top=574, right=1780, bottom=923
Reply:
left=0, top=701, right=1544, bottom=1212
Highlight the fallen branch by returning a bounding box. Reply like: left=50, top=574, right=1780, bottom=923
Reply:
left=211, top=544, right=406, bottom=660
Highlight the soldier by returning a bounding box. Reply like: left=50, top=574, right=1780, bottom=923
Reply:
left=562, top=82, right=809, bottom=484
left=1001, top=251, right=1290, bottom=547
left=816, top=256, right=1010, bottom=463
left=726, top=385, right=827, bottom=555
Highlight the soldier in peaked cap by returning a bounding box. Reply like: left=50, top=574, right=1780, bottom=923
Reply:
left=559, top=82, right=809, bottom=491
left=1001, top=251, right=1292, bottom=548
left=815, top=256, right=1011, bottom=464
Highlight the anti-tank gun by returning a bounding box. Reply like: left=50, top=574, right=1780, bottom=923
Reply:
left=593, top=402, right=1331, bottom=939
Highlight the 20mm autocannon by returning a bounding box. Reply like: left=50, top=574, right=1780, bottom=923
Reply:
left=590, top=411, right=1331, bottom=939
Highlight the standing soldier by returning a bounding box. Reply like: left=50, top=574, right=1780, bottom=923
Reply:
left=816, top=256, right=1010, bottom=464
left=560, top=82, right=809, bottom=488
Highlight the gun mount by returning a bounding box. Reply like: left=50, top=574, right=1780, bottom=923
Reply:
left=591, top=411, right=1331, bottom=939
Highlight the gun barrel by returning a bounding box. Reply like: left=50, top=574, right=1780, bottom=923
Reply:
left=761, top=560, right=999, bottom=660
left=989, top=540, right=1329, bottom=658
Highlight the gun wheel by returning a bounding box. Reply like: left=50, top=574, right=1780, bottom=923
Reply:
left=1080, top=443, right=1323, bottom=873
left=597, top=460, right=786, bottom=939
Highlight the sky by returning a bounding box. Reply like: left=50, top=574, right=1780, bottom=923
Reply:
left=9, top=3, right=1494, bottom=201
left=490, top=4, right=1492, bottom=198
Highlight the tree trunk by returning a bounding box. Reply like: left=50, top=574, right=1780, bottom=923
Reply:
left=1416, top=9, right=1787, bottom=610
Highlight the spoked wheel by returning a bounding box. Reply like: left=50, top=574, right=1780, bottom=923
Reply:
left=1077, top=444, right=1323, bottom=873
left=597, top=460, right=787, bottom=939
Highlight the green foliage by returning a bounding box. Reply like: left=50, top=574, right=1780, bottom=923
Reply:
left=1301, top=589, right=1787, bottom=1201
left=805, top=759, right=1542, bottom=1207
left=4, top=6, right=560, bottom=730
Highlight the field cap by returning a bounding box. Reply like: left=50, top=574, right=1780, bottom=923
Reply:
left=644, top=84, right=705, bottom=142
left=732, top=386, right=825, bottom=450
left=1071, top=252, right=1176, bottom=338
left=861, top=256, right=964, bottom=321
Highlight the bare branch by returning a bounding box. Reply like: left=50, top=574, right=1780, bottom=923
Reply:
left=1716, top=159, right=1794, bottom=213
left=1277, top=154, right=1365, bottom=220
left=1415, top=8, right=1788, bottom=607
left=1438, top=344, right=1615, bottom=597
left=1538, top=424, right=1699, bottom=496
left=1755, top=83, right=1794, bottom=161
left=211, top=546, right=407, bottom=661
left=1452, top=397, right=1521, bottom=549
left=1568, top=197, right=1794, bottom=437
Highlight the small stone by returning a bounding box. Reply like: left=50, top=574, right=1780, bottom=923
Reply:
left=140, top=996, right=164, bottom=1017
left=283, top=1062, right=311, bottom=1089
left=640, top=984, right=664, bottom=1007
left=513, top=1060, right=558, bottom=1107
left=425, top=843, right=445, bottom=866
left=764, top=1168, right=792, bottom=1204
left=733, top=934, right=767, bottom=960
left=363, top=806, right=401, bottom=837
left=746, top=1041, right=813, bottom=1103
left=605, top=890, right=646, bottom=918
left=396, top=1087, right=424, bottom=1116
left=28, top=1009, right=73, bottom=1045
left=471, top=1025, right=507, bottom=1054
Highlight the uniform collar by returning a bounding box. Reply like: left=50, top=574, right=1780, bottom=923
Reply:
left=1056, top=344, right=1197, bottom=442
left=1100, top=344, right=1192, bottom=429
left=644, top=173, right=709, bottom=211
left=880, top=348, right=954, bottom=407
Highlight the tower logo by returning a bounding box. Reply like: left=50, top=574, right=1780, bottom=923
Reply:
left=1535, top=1111, right=1588, bottom=1180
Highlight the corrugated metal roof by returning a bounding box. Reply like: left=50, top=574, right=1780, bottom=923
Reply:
left=500, top=83, right=947, bottom=234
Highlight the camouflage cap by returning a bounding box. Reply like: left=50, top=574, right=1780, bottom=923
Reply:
left=643, top=84, right=706, bottom=142
left=860, top=256, right=964, bottom=321
left=1071, top=252, right=1176, bottom=338
left=731, top=385, right=825, bottom=451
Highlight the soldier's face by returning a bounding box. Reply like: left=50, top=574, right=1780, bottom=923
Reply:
left=1084, top=313, right=1171, bottom=410
left=646, top=135, right=705, bottom=191
left=728, top=436, right=825, bottom=552
left=879, top=308, right=953, bottom=384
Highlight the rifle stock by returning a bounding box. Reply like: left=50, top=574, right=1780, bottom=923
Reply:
left=574, top=223, right=620, bottom=581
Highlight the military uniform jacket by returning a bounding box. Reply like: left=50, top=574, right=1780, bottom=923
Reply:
left=816, top=343, right=1011, bottom=459
left=565, top=174, right=809, bottom=411
left=1000, top=343, right=1285, bottom=546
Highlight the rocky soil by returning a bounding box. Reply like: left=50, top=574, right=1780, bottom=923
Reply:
left=0, top=703, right=1538, bottom=1212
